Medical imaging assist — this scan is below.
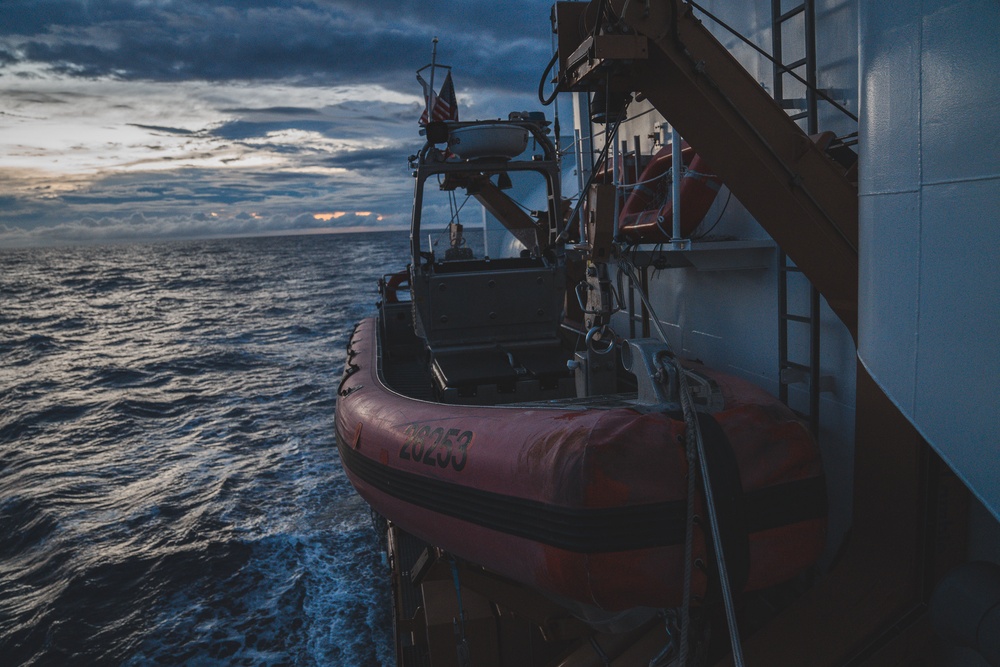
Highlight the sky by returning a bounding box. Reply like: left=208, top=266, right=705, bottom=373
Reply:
left=0, top=0, right=560, bottom=246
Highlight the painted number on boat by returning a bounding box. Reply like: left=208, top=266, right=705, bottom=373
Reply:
left=399, top=425, right=473, bottom=472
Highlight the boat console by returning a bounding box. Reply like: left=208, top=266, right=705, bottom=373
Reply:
left=386, top=115, right=577, bottom=405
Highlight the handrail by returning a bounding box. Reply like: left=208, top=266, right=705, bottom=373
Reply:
left=556, top=0, right=859, bottom=340
left=686, top=0, right=858, bottom=122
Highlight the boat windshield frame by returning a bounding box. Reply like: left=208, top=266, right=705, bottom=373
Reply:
left=409, top=119, right=562, bottom=266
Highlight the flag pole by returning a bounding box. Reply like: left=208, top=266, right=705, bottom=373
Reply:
left=417, top=38, right=452, bottom=125
left=427, top=37, right=439, bottom=121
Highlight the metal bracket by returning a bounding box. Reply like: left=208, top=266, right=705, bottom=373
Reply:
left=621, top=338, right=678, bottom=407
left=563, top=34, right=649, bottom=89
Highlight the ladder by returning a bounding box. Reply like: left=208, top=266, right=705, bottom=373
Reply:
left=771, top=0, right=821, bottom=435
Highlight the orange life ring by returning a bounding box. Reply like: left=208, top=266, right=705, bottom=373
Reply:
left=383, top=271, right=410, bottom=304
left=619, top=144, right=723, bottom=243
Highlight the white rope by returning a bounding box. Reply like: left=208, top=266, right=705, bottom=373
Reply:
left=619, top=258, right=746, bottom=666
left=617, top=167, right=717, bottom=193
left=677, top=362, right=746, bottom=667
left=677, top=362, right=698, bottom=666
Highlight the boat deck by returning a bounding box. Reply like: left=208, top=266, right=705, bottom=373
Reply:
left=382, top=355, right=437, bottom=402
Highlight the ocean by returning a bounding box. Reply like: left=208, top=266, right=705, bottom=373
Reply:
left=0, top=232, right=413, bottom=666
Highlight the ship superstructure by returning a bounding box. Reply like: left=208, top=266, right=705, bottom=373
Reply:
left=550, top=1, right=1000, bottom=664
left=335, top=1, right=1000, bottom=665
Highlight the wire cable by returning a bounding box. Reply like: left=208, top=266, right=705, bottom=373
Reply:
left=538, top=51, right=561, bottom=106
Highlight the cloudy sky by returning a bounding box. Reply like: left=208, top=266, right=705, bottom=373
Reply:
left=0, top=0, right=559, bottom=246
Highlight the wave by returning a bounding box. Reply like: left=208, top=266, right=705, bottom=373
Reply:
left=0, top=232, right=411, bottom=664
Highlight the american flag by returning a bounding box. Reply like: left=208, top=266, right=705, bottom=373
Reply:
left=418, top=71, right=458, bottom=125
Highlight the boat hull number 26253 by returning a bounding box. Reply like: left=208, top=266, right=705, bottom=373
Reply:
left=398, top=424, right=474, bottom=472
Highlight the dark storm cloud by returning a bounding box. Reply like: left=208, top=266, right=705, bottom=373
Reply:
left=222, top=107, right=322, bottom=116
left=128, top=124, right=197, bottom=135
left=209, top=119, right=336, bottom=141
left=321, top=146, right=402, bottom=172
left=2, top=0, right=553, bottom=94
left=205, top=101, right=424, bottom=147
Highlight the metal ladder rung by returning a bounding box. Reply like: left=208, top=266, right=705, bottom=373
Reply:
left=780, top=363, right=812, bottom=387
left=773, top=0, right=821, bottom=436
left=782, top=360, right=811, bottom=373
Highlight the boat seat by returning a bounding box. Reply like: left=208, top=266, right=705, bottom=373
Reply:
left=430, top=341, right=574, bottom=402
left=431, top=347, right=520, bottom=388
left=507, top=345, right=573, bottom=379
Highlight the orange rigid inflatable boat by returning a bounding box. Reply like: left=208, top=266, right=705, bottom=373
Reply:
left=334, top=115, right=826, bottom=623
left=335, top=317, right=826, bottom=611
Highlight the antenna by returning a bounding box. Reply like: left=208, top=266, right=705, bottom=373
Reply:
left=427, top=37, right=439, bottom=119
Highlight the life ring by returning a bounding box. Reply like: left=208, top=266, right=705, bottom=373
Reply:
left=619, top=144, right=723, bottom=243
left=383, top=271, right=410, bottom=304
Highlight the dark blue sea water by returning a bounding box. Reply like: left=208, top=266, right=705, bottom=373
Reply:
left=0, top=232, right=413, bottom=666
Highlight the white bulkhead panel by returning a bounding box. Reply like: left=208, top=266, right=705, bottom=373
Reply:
left=858, top=0, right=1000, bottom=519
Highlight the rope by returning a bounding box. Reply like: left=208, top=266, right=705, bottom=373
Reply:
left=677, top=361, right=747, bottom=667
left=617, top=166, right=718, bottom=193
left=618, top=260, right=746, bottom=666
left=677, top=361, right=698, bottom=666
left=649, top=610, right=679, bottom=667
left=618, top=166, right=673, bottom=191
left=616, top=261, right=695, bottom=663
